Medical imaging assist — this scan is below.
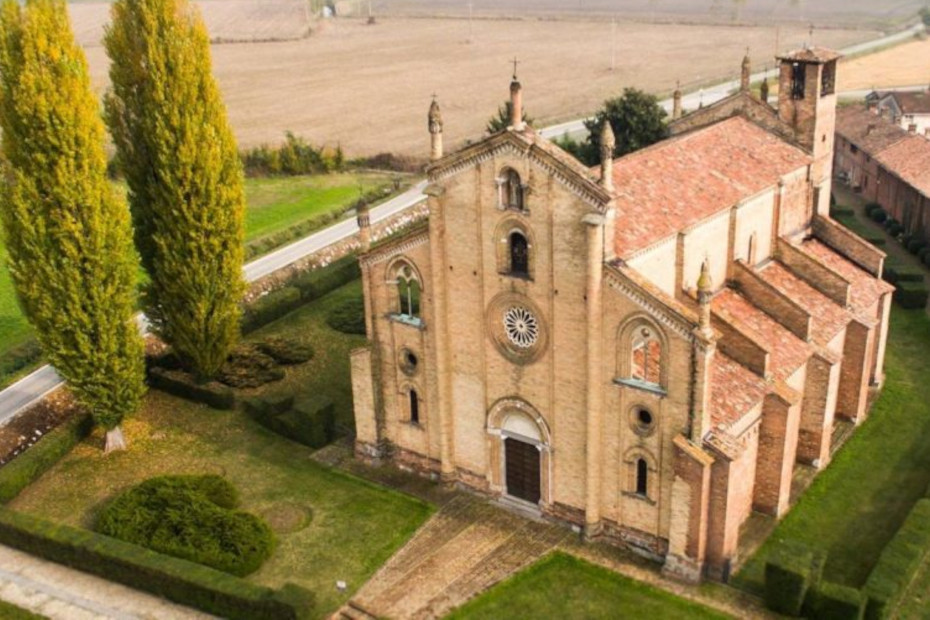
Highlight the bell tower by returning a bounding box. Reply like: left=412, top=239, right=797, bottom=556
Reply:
left=776, top=47, right=841, bottom=217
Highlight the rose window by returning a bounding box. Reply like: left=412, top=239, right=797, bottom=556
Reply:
left=503, top=306, right=539, bottom=349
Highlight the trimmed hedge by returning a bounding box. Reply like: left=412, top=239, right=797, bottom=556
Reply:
left=870, top=209, right=888, bottom=224
left=907, top=239, right=928, bottom=255
left=863, top=499, right=930, bottom=620
left=326, top=297, right=366, bottom=335
left=0, top=508, right=314, bottom=619
left=805, top=581, right=865, bottom=620
left=764, top=540, right=823, bottom=616
left=0, top=414, right=93, bottom=504
left=864, top=202, right=883, bottom=217
left=148, top=367, right=236, bottom=410
left=893, top=281, right=929, bottom=310
left=95, top=475, right=273, bottom=577
left=244, top=394, right=335, bottom=449
left=241, top=254, right=361, bottom=334
left=242, top=287, right=303, bottom=334
left=919, top=247, right=930, bottom=263
left=291, top=254, right=361, bottom=301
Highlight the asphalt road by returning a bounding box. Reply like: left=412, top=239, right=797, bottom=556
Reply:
left=0, top=21, right=923, bottom=428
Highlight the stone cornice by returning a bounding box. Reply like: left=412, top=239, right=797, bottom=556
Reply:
left=605, top=266, right=698, bottom=343
left=360, top=230, right=430, bottom=267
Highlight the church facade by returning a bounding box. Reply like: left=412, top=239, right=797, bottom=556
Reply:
left=349, top=47, right=893, bottom=582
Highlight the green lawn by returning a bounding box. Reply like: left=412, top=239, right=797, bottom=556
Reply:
left=7, top=280, right=430, bottom=618
left=244, top=172, right=394, bottom=242
left=446, top=552, right=729, bottom=620
left=0, top=172, right=394, bottom=357
left=735, top=307, right=930, bottom=592
left=0, top=600, right=46, bottom=620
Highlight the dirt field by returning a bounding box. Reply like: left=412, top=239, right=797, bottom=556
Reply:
left=838, top=37, right=930, bottom=92
left=367, top=0, right=923, bottom=29
left=78, top=11, right=875, bottom=157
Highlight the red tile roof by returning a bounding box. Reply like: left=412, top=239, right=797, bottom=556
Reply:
left=758, top=261, right=850, bottom=347
left=608, top=116, right=810, bottom=257
left=886, top=90, right=930, bottom=115
left=800, top=240, right=894, bottom=314
left=835, top=105, right=910, bottom=155
left=710, top=352, right=767, bottom=431
left=874, top=134, right=930, bottom=199
left=712, top=289, right=811, bottom=382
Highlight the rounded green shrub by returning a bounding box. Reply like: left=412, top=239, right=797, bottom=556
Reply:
left=909, top=239, right=928, bottom=254
left=871, top=209, right=887, bottom=224
left=95, top=475, right=274, bottom=577
left=918, top=247, right=930, bottom=263
left=865, top=202, right=882, bottom=216
left=325, top=297, right=366, bottom=335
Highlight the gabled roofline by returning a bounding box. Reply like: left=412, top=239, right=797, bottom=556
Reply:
left=425, top=128, right=613, bottom=212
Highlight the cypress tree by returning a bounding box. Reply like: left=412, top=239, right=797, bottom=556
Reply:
left=104, top=0, right=245, bottom=379
left=0, top=0, right=146, bottom=452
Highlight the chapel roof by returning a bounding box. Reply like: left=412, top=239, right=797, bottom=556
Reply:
left=607, top=116, right=810, bottom=258
left=799, top=240, right=894, bottom=314
left=757, top=261, right=850, bottom=347
left=712, top=288, right=811, bottom=383
left=776, top=46, right=842, bottom=63
left=709, top=351, right=767, bottom=432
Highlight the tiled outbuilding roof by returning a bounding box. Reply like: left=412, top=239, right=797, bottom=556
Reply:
left=609, top=116, right=810, bottom=258
left=885, top=90, right=930, bottom=115
left=874, top=134, right=930, bottom=199
left=835, top=106, right=909, bottom=155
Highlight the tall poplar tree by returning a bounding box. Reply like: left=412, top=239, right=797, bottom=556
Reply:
left=0, top=0, right=146, bottom=452
left=104, top=0, right=245, bottom=379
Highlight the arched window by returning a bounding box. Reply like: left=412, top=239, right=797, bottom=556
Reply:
left=394, top=263, right=420, bottom=319
left=500, top=168, right=524, bottom=211
left=409, top=389, right=419, bottom=424
left=636, top=458, right=648, bottom=496
left=631, top=326, right=661, bottom=385
left=509, top=231, right=529, bottom=277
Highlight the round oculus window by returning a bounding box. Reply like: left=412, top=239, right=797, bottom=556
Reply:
left=503, top=306, right=539, bottom=349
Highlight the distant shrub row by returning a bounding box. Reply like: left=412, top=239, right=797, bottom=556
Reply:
left=240, top=132, right=344, bottom=177
left=0, top=339, right=43, bottom=390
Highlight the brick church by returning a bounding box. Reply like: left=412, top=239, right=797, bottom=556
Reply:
left=350, top=46, right=892, bottom=582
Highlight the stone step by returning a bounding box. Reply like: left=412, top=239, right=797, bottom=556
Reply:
left=359, top=510, right=525, bottom=619
left=351, top=496, right=490, bottom=603
left=418, top=522, right=569, bottom=619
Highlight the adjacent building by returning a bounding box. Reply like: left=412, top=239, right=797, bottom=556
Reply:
left=835, top=105, right=930, bottom=240
left=350, top=48, right=892, bottom=582
left=866, top=88, right=930, bottom=137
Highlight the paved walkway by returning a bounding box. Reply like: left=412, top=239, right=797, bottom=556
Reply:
left=335, top=495, right=570, bottom=620
left=0, top=544, right=211, bottom=620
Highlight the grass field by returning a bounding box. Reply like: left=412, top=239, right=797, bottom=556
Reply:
left=244, top=172, right=394, bottom=242
left=0, top=172, right=387, bottom=355
left=734, top=307, right=930, bottom=592
left=7, top=280, right=428, bottom=618
left=0, top=599, right=45, bottom=620
left=446, top=552, right=730, bottom=620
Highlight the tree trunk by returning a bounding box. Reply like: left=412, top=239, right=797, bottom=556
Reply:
left=104, top=425, right=128, bottom=453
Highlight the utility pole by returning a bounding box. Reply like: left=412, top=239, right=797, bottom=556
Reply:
left=468, top=1, right=473, bottom=43
left=610, top=18, right=616, bottom=71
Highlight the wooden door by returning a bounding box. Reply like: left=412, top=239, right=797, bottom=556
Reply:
left=505, top=437, right=541, bottom=504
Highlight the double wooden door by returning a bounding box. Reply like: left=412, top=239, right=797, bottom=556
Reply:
left=505, top=437, right=541, bottom=504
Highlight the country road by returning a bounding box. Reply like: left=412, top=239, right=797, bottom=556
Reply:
left=0, top=20, right=924, bottom=428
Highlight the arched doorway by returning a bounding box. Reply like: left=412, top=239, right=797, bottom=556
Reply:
left=501, top=411, right=543, bottom=504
